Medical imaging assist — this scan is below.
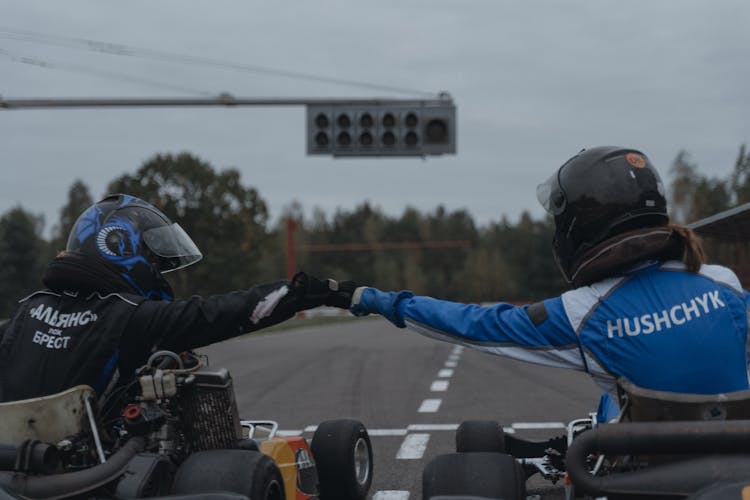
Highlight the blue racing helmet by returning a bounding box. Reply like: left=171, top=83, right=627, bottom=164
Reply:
left=66, top=194, right=202, bottom=298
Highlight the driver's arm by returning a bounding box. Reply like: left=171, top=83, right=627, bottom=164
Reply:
left=128, top=280, right=300, bottom=355
left=352, top=287, right=585, bottom=371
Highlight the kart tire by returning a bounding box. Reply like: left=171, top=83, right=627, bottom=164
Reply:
left=311, top=419, right=373, bottom=500
left=422, top=452, right=525, bottom=500
left=171, top=449, right=284, bottom=500
left=456, top=420, right=506, bottom=453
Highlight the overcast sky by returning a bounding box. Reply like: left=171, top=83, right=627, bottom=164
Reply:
left=1, top=1, right=749, bottom=237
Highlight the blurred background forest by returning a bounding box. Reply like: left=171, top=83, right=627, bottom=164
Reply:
left=1, top=144, right=748, bottom=317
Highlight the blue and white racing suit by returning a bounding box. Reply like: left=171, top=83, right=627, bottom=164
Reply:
left=351, top=260, right=750, bottom=396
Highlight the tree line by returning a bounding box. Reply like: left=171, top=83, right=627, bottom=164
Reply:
left=1, top=146, right=748, bottom=317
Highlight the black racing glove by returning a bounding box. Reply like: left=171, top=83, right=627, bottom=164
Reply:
left=292, top=272, right=358, bottom=310
left=324, top=278, right=358, bottom=309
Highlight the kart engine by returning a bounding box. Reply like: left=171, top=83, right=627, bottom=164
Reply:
left=178, top=367, right=243, bottom=451
left=131, top=351, right=243, bottom=455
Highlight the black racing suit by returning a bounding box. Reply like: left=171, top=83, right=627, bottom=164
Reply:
left=0, top=252, right=306, bottom=406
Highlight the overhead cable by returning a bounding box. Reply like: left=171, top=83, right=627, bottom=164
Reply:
left=0, top=48, right=214, bottom=96
left=0, top=27, right=436, bottom=98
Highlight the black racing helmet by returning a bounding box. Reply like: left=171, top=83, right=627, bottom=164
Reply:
left=66, top=194, right=202, bottom=298
left=536, top=146, right=669, bottom=282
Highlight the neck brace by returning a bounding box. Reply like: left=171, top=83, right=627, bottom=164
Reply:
left=570, top=227, right=681, bottom=287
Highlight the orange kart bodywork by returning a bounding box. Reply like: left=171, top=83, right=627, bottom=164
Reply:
left=244, top=418, right=372, bottom=500
left=260, top=436, right=318, bottom=500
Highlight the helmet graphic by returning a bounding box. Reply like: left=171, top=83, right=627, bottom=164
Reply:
left=536, top=146, right=668, bottom=283
left=66, top=194, right=202, bottom=298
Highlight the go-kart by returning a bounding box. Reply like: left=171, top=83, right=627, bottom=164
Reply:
left=0, top=350, right=373, bottom=500
left=422, top=378, right=750, bottom=500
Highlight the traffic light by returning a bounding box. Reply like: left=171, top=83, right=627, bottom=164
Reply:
left=307, top=99, right=456, bottom=157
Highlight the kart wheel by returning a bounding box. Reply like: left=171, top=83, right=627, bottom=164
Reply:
left=456, top=420, right=506, bottom=453
left=171, top=449, right=285, bottom=500
left=311, top=419, right=373, bottom=500
left=422, top=452, right=525, bottom=500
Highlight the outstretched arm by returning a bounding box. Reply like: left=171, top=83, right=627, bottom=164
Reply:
left=122, top=274, right=355, bottom=361
left=352, top=287, right=585, bottom=371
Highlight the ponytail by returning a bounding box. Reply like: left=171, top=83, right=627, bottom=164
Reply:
left=668, top=224, right=705, bottom=273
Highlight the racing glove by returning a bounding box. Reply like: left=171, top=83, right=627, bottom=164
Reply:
left=292, top=272, right=358, bottom=310
left=350, top=287, right=414, bottom=327
left=325, top=278, right=359, bottom=309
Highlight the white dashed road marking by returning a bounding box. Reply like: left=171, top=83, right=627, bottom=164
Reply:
left=276, top=430, right=302, bottom=436
left=408, top=423, right=459, bottom=431
left=279, top=347, right=566, bottom=492
left=277, top=423, right=549, bottom=436
left=367, top=429, right=409, bottom=436
left=430, top=380, right=449, bottom=392
left=396, top=433, right=430, bottom=459
left=373, top=491, right=410, bottom=500
left=418, top=398, right=442, bottom=413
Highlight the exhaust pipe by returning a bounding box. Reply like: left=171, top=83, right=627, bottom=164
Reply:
left=566, top=420, right=750, bottom=497
left=0, top=441, right=59, bottom=474
left=0, top=437, right=144, bottom=500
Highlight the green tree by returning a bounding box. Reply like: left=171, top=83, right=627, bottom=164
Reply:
left=667, top=149, right=731, bottom=223
left=380, top=207, right=426, bottom=292
left=668, top=150, right=701, bottom=224
left=490, top=212, right=566, bottom=301
left=0, top=207, right=47, bottom=316
left=462, top=246, right=518, bottom=303
left=305, top=202, right=388, bottom=286
left=689, top=178, right=730, bottom=222
left=107, top=152, right=269, bottom=297
left=51, top=179, right=93, bottom=253
left=423, top=206, right=478, bottom=300
left=731, top=144, right=750, bottom=205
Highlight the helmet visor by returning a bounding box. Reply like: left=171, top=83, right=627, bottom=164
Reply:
left=143, top=223, right=202, bottom=272
left=536, top=172, right=566, bottom=215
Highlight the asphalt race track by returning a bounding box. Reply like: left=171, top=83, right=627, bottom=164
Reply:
left=200, top=316, right=603, bottom=500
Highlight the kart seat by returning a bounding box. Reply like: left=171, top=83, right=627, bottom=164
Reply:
left=616, top=378, right=750, bottom=422
left=0, top=385, right=95, bottom=446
